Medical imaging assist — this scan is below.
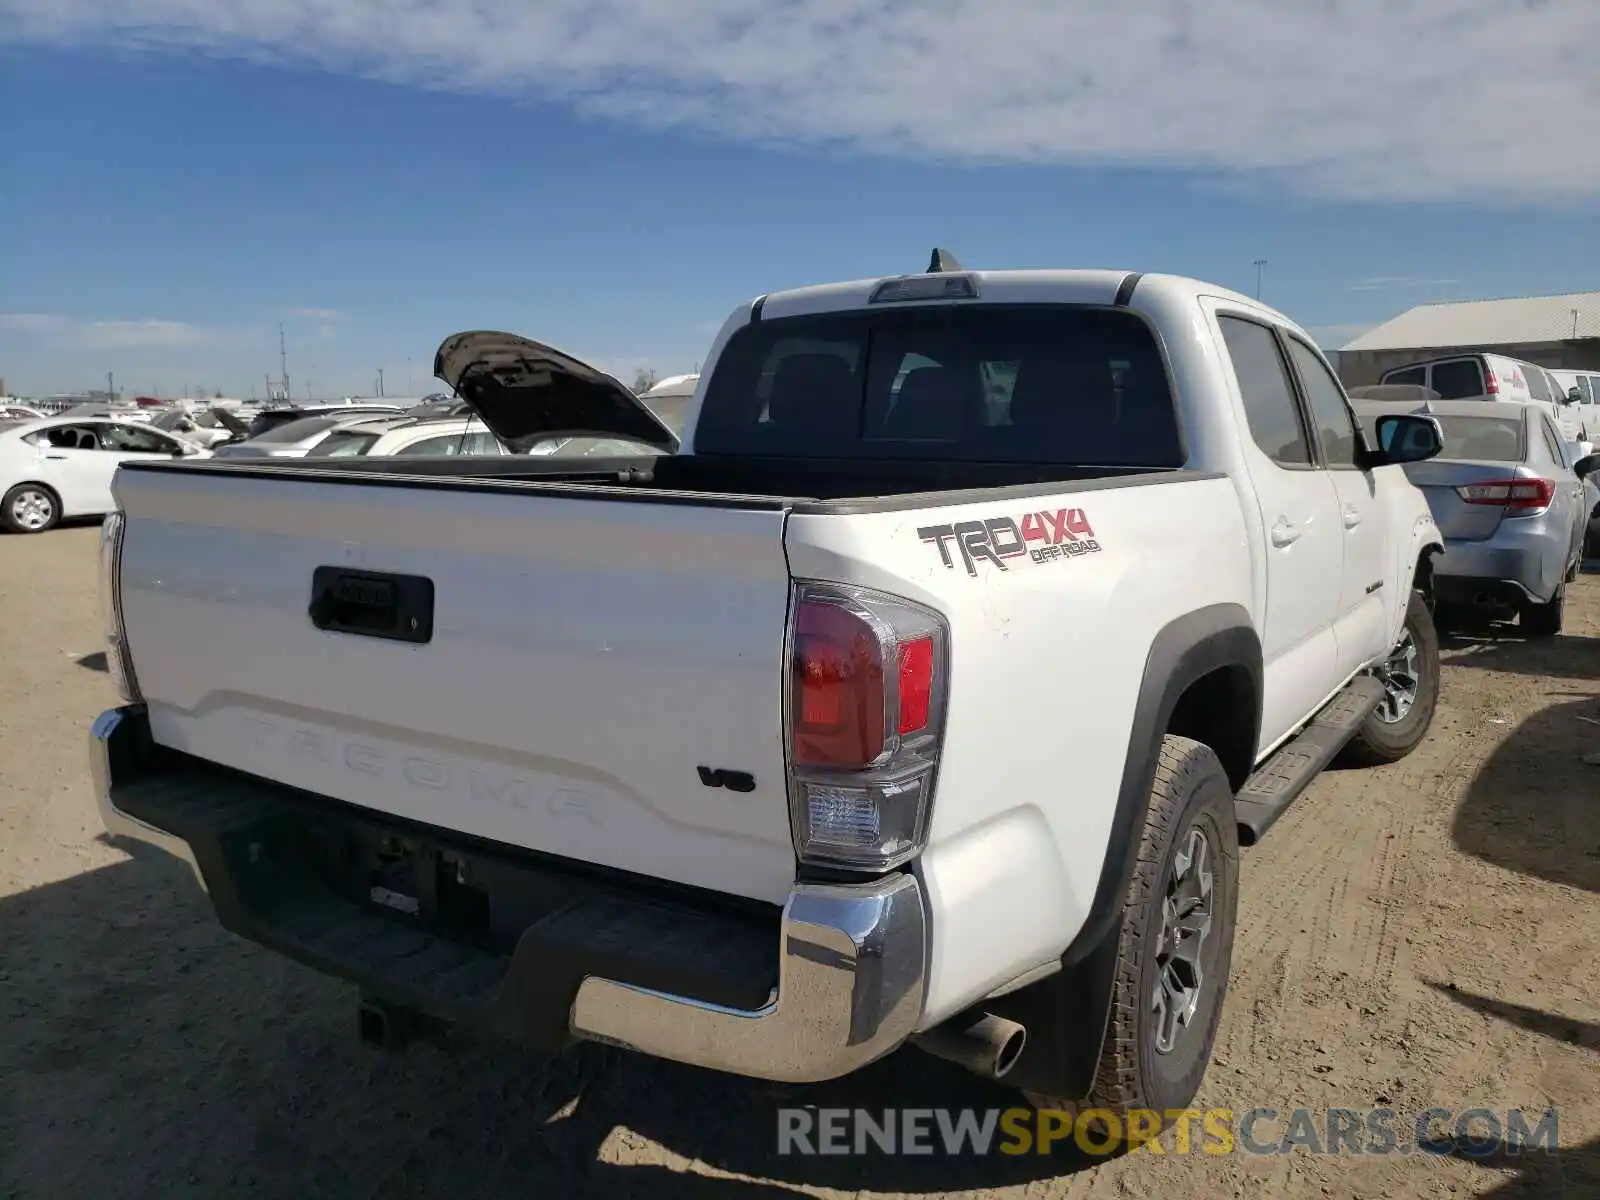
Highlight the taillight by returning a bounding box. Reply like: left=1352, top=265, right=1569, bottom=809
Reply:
left=98, top=512, right=143, bottom=703
left=1455, top=478, right=1555, bottom=514
left=1484, top=366, right=1499, bottom=394
left=786, top=582, right=949, bottom=871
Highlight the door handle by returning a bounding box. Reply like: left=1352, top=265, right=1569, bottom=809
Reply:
left=43, top=454, right=66, bottom=461
left=1271, top=518, right=1302, bottom=547
left=1342, top=506, right=1363, bottom=529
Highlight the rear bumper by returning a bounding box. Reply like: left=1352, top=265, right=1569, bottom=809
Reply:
left=90, top=704, right=928, bottom=1083
left=1433, top=538, right=1560, bottom=606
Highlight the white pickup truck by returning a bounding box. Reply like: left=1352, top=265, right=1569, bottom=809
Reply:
left=91, top=255, right=1447, bottom=1129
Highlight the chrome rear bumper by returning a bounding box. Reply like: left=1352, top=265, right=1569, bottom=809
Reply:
left=90, top=704, right=927, bottom=1083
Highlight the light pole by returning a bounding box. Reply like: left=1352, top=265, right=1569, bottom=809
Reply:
left=1253, top=259, right=1268, bottom=300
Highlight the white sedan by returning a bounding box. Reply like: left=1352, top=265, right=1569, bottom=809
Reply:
left=0, top=416, right=208, bottom=533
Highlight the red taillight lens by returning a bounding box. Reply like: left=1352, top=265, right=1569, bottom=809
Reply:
left=1455, top=478, right=1554, bottom=511
left=897, top=636, right=934, bottom=734
left=787, top=581, right=950, bottom=870
left=792, top=600, right=886, bottom=768
left=1484, top=368, right=1499, bottom=394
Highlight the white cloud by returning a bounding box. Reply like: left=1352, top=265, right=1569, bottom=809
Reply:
left=1346, top=277, right=1462, bottom=293
left=1, top=1, right=1595, bottom=203
left=0, top=312, right=236, bottom=349
left=80, top=319, right=209, bottom=349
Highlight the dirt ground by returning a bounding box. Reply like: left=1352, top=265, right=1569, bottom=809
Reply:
left=2, top=525, right=1598, bottom=1199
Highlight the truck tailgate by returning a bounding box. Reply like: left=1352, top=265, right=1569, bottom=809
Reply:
left=114, top=466, right=799, bottom=905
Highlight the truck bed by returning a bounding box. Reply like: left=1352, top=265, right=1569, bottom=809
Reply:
left=125, top=451, right=1206, bottom=508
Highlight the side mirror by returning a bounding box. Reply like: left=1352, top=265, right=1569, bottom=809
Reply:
left=1567, top=387, right=1584, bottom=405
left=1370, top=414, right=1443, bottom=465
left=1574, top=453, right=1600, bottom=481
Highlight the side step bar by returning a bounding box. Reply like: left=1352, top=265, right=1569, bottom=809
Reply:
left=1234, top=675, right=1385, bottom=846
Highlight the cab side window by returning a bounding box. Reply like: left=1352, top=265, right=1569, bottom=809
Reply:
left=1286, top=338, right=1359, bottom=467
left=1218, top=316, right=1312, bottom=467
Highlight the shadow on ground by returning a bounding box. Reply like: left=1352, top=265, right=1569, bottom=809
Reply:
left=1426, top=983, right=1600, bottom=1198
left=1453, top=695, right=1600, bottom=894
left=0, top=847, right=1094, bottom=1198
left=75, top=651, right=107, bottom=673
left=1435, top=607, right=1600, bottom=682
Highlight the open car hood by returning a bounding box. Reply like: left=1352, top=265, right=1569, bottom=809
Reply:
left=433, top=331, right=679, bottom=453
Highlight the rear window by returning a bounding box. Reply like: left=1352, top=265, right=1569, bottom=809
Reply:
left=249, top=416, right=341, bottom=444
left=1429, top=360, right=1485, bottom=399
left=1411, top=415, right=1525, bottom=462
left=692, top=305, right=1183, bottom=466
left=1359, top=413, right=1526, bottom=461
left=307, top=430, right=381, bottom=457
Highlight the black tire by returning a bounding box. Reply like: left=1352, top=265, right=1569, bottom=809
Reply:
left=1343, top=589, right=1440, bottom=766
left=1025, top=736, right=1239, bottom=1141
left=1520, top=587, right=1564, bottom=638
left=0, top=483, right=61, bottom=534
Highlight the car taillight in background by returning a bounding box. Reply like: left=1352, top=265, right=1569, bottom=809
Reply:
left=786, top=581, right=949, bottom=871
left=98, top=512, right=142, bottom=703
left=1455, top=478, right=1555, bottom=514
left=1484, top=365, right=1499, bottom=395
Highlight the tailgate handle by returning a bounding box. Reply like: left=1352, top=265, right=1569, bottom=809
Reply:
left=310, top=568, right=434, bottom=644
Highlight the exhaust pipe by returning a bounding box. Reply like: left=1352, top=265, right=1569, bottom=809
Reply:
left=913, top=1013, right=1028, bottom=1081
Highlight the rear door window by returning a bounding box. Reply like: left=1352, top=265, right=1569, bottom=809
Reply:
left=1525, top=368, right=1553, bottom=404
left=1285, top=338, right=1359, bottom=466
left=1217, top=316, right=1312, bottom=467
left=693, top=305, right=1182, bottom=466
left=1429, top=359, right=1485, bottom=399
left=1538, top=416, right=1565, bottom=466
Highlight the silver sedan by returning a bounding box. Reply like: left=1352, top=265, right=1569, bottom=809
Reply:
left=1358, top=399, right=1598, bottom=636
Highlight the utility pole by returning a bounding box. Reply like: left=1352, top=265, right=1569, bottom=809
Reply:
left=107, top=371, right=115, bottom=402
left=407, top=358, right=413, bottom=394
left=279, top=323, right=291, bottom=401
left=377, top=368, right=385, bottom=398
left=1253, top=259, right=1268, bottom=300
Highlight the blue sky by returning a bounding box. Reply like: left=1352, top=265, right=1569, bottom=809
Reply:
left=2, top=0, right=1597, bottom=400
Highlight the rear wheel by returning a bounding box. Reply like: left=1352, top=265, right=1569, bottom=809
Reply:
left=1520, top=587, right=1564, bottom=638
left=1, top=484, right=60, bottom=534
left=1024, top=736, right=1239, bottom=1144
left=1343, top=589, right=1440, bottom=765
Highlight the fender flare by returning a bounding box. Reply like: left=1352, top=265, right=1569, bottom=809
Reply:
left=990, top=602, right=1261, bottom=1100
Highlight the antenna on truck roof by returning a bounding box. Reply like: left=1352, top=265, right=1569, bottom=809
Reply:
left=926, top=247, right=965, bottom=273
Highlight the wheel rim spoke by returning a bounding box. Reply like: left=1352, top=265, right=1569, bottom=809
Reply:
left=12, top=492, right=51, bottom=530
left=1370, top=628, right=1419, bottom=723
left=1152, top=826, right=1214, bottom=1055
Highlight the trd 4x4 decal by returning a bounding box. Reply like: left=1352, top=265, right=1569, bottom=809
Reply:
left=918, top=507, right=1102, bottom=577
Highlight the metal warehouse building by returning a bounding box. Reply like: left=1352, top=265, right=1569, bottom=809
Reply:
left=1336, top=291, right=1600, bottom=386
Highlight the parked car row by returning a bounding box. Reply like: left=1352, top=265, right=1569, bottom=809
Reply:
left=1377, top=352, right=1590, bottom=441
left=1, top=371, right=697, bottom=532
